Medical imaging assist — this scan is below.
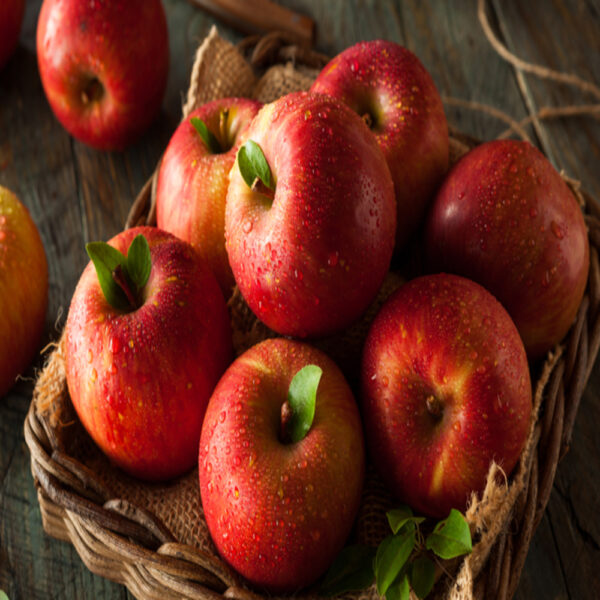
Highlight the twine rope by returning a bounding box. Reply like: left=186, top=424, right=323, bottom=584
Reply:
left=443, top=0, right=600, bottom=141
left=477, top=0, right=600, bottom=101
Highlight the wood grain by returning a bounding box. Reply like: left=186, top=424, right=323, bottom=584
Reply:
left=0, top=1, right=599, bottom=599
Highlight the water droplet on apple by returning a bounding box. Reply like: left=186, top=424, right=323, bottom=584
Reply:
left=87, top=349, right=93, bottom=363
left=242, top=220, right=253, bottom=233
left=109, top=363, right=117, bottom=374
left=381, top=375, right=389, bottom=387
left=453, top=421, right=461, bottom=433
left=542, top=270, right=552, bottom=287
left=305, top=483, right=314, bottom=493
left=90, top=368, right=97, bottom=383
left=494, top=395, right=505, bottom=411
left=219, top=410, right=226, bottom=423
left=551, top=221, right=564, bottom=239
left=109, top=336, right=121, bottom=354
left=233, top=455, right=241, bottom=467
left=327, top=251, right=339, bottom=267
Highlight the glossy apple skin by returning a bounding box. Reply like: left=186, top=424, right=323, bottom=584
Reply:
left=199, top=338, right=365, bottom=592
left=425, top=140, right=589, bottom=359
left=311, top=40, right=449, bottom=251
left=37, top=0, right=169, bottom=150
left=65, top=227, right=232, bottom=481
left=225, top=91, right=396, bottom=338
left=156, top=98, right=262, bottom=296
left=361, top=273, right=532, bottom=518
left=0, top=186, right=48, bottom=397
left=0, top=0, right=25, bottom=70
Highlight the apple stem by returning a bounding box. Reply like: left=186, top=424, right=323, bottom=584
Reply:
left=112, top=264, right=139, bottom=310
left=426, top=395, right=443, bottom=420
left=280, top=400, right=294, bottom=444
left=251, top=177, right=275, bottom=201
left=219, top=108, right=230, bottom=149
left=81, top=77, right=104, bottom=105
left=361, top=112, right=374, bottom=129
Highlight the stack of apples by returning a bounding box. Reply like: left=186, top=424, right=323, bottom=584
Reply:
left=57, top=30, right=589, bottom=596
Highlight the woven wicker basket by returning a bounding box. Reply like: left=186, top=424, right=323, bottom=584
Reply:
left=25, top=27, right=600, bottom=600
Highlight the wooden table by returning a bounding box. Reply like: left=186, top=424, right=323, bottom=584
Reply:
left=1, top=1, right=599, bottom=598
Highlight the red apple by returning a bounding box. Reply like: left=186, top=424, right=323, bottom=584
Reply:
left=36, top=0, right=169, bottom=150
left=361, top=273, right=532, bottom=518
left=0, top=186, right=48, bottom=397
left=0, top=0, right=25, bottom=70
left=156, top=98, right=262, bottom=296
left=425, top=139, right=589, bottom=359
left=225, top=91, right=396, bottom=338
left=199, top=337, right=365, bottom=592
left=65, top=226, right=232, bottom=481
left=311, top=40, right=449, bottom=251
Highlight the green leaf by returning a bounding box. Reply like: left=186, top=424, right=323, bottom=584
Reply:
left=409, top=556, right=436, bottom=599
left=375, top=528, right=416, bottom=597
left=385, top=574, right=410, bottom=600
left=190, top=116, right=222, bottom=153
left=320, top=544, right=376, bottom=596
left=0, top=591, right=9, bottom=600
left=287, top=365, right=322, bottom=443
left=425, top=509, right=472, bottom=560
left=86, top=241, right=129, bottom=311
left=387, top=505, right=426, bottom=534
left=126, top=234, right=152, bottom=291
left=238, top=140, right=274, bottom=190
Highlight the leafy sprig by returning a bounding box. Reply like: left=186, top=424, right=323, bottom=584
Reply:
left=86, top=233, right=152, bottom=311
left=320, top=506, right=472, bottom=599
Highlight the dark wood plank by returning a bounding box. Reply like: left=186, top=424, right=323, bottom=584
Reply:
left=513, top=511, right=571, bottom=600
left=398, top=0, right=534, bottom=142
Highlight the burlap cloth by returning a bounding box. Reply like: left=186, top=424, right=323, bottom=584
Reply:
left=31, top=25, right=590, bottom=600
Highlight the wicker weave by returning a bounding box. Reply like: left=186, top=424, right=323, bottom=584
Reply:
left=25, top=27, right=600, bottom=600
